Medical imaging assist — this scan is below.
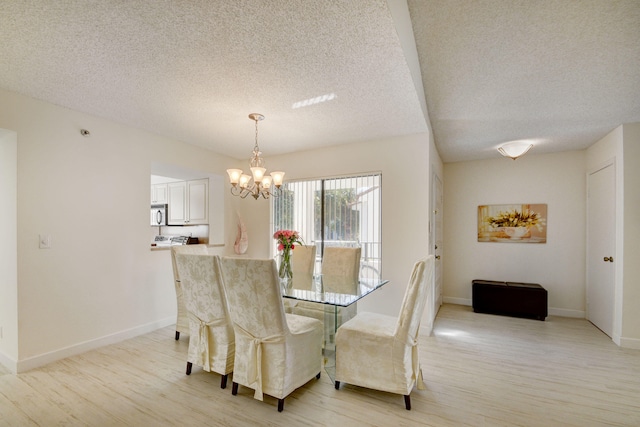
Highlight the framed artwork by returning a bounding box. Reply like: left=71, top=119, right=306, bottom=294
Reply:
left=478, top=204, right=547, bottom=243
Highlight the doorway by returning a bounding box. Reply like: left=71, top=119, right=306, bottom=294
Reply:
left=586, top=162, right=615, bottom=337
left=431, top=172, right=443, bottom=317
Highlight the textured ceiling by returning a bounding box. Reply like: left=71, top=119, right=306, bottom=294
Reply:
left=409, top=0, right=640, bottom=162
left=1, top=1, right=639, bottom=163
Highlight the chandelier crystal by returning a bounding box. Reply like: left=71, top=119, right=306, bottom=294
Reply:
left=226, top=113, right=285, bottom=200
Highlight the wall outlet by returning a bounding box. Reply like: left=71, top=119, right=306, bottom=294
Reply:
left=39, top=234, right=51, bottom=249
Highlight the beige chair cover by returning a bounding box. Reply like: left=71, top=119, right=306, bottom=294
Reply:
left=290, top=247, right=361, bottom=332
left=219, top=257, right=323, bottom=411
left=334, top=255, right=435, bottom=409
left=283, top=245, right=317, bottom=313
left=174, top=253, right=235, bottom=384
left=170, top=244, right=209, bottom=339
left=290, top=245, right=317, bottom=290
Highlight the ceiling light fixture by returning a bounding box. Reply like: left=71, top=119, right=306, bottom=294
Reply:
left=226, top=113, right=285, bottom=200
left=498, top=141, right=534, bottom=160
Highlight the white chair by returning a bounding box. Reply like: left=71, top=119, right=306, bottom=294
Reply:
left=290, top=247, right=361, bottom=337
left=290, top=244, right=317, bottom=290
left=218, top=257, right=323, bottom=412
left=321, top=246, right=361, bottom=288
left=334, top=255, right=435, bottom=410
left=283, top=245, right=317, bottom=314
left=174, top=253, right=235, bottom=388
left=170, top=244, right=209, bottom=340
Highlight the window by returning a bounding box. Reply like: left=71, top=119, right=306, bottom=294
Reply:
left=272, top=173, right=381, bottom=279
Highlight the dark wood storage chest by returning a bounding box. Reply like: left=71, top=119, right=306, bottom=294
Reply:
left=472, top=279, right=548, bottom=321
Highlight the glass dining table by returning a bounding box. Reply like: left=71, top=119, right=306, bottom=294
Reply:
left=281, top=274, right=389, bottom=380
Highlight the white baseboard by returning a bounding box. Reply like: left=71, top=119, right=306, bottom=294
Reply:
left=619, top=336, right=640, bottom=350
left=442, top=298, right=586, bottom=319
left=548, top=307, right=585, bottom=318
left=0, top=350, right=17, bottom=374
left=16, top=316, right=176, bottom=373
left=443, top=296, right=471, bottom=306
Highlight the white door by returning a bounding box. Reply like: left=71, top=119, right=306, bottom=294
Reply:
left=587, top=163, right=615, bottom=337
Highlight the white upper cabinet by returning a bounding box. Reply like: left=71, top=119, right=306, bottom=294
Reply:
left=167, top=178, right=208, bottom=225
left=150, top=183, right=168, bottom=204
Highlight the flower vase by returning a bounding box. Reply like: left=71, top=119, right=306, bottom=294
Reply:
left=279, top=248, right=293, bottom=291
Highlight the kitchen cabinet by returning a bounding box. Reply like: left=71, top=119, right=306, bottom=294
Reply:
left=167, top=178, right=208, bottom=225
left=150, top=183, right=168, bottom=204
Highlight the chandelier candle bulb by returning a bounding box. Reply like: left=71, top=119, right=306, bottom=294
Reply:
left=251, top=166, right=266, bottom=183
left=239, top=174, right=251, bottom=189
left=271, top=171, right=285, bottom=187
left=226, top=169, right=243, bottom=186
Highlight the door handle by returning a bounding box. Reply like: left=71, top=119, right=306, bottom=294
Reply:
left=435, top=255, right=441, bottom=260
left=603, top=256, right=614, bottom=262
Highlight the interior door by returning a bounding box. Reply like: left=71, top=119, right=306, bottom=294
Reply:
left=587, top=163, right=615, bottom=337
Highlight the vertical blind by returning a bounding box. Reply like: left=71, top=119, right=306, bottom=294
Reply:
left=272, top=173, right=381, bottom=279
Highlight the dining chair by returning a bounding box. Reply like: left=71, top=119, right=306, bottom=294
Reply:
left=321, top=246, right=361, bottom=290
left=290, top=247, right=361, bottom=340
left=283, top=245, right=317, bottom=314
left=174, top=253, right=235, bottom=388
left=170, top=244, right=209, bottom=340
left=218, top=257, right=323, bottom=412
left=334, top=255, right=435, bottom=410
left=291, top=244, right=317, bottom=290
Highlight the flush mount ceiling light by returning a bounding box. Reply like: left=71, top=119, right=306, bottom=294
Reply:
left=226, top=113, right=285, bottom=200
left=498, top=141, right=534, bottom=160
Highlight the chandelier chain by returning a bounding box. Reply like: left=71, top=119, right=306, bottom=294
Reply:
left=254, top=118, right=260, bottom=153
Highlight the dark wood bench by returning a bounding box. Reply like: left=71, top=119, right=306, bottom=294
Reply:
left=472, top=279, right=547, bottom=321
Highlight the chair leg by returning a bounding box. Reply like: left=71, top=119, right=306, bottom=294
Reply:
left=186, top=362, right=192, bottom=375
left=404, top=394, right=411, bottom=410
left=277, top=398, right=285, bottom=412
left=175, top=331, right=180, bottom=340
left=335, top=381, right=340, bottom=390
left=232, top=382, right=238, bottom=395
left=220, top=374, right=228, bottom=389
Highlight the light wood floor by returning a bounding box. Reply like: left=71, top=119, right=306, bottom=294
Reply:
left=1, top=304, right=639, bottom=426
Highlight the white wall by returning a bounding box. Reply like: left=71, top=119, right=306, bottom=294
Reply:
left=443, top=151, right=587, bottom=317
left=0, top=88, right=236, bottom=372
left=232, top=134, right=434, bottom=320
left=0, top=129, right=18, bottom=370
left=621, top=123, right=640, bottom=346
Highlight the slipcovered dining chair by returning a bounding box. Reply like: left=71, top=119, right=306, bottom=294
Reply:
left=218, top=257, right=323, bottom=412
left=170, top=244, right=209, bottom=340
left=283, top=245, right=317, bottom=314
left=290, top=247, right=361, bottom=337
left=291, top=244, right=317, bottom=290
left=334, top=255, right=435, bottom=410
left=174, top=253, right=235, bottom=388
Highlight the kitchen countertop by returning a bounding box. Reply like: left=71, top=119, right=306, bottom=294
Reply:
left=150, top=243, right=222, bottom=251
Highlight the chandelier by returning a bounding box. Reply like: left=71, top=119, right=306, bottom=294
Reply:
left=226, top=113, right=285, bottom=200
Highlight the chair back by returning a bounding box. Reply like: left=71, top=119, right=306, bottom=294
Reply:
left=321, top=247, right=361, bottom=293
left=291, top=245, right=316, bottom=275
left=291, top=245, right=316, bottom=290
left=175, top=253, right=230, bottom=325
left=394, top=255, right=435, bottom=340
left=219, top=257, right=289, bottom=338
left=171, top=244, right=209, bottom=283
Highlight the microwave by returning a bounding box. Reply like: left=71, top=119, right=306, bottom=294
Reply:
left=151, top=204, right=168, bottom=226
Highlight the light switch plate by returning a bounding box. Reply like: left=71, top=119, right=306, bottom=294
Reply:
left=39, top=234, right=51, bottom=249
